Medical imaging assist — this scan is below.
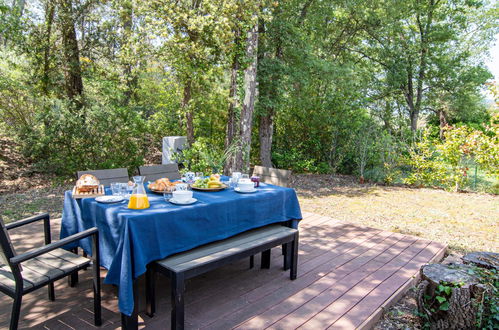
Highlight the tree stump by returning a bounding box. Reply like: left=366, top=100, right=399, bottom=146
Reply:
left=416, top=263, right=486, bottom=330
left=462, top=252, right=499, bottom=270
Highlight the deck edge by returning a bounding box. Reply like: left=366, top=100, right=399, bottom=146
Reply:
left=357, top=242, right=447, bottom=330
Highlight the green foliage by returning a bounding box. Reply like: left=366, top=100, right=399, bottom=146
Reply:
left=420, top=281, right=463, bottom=328
left=173, top=137, right=238, bottom=175
left=21, top=99, right=147, bottom=176
left=272, top=147, right=331, bottom=173
left=473, top=267, right=499, bottom=329
left=404, top=123, right=499, bottom=191
left=0, top=0, right=496, bottom=185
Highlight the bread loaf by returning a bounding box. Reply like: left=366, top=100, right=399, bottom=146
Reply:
left=76, top=174, right=100, bottom=192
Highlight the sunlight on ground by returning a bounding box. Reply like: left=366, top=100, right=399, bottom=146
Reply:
left=297, top=183, right=498, bottom=253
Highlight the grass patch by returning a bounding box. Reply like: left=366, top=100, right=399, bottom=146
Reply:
left=293, top=174, right=498, bottom=254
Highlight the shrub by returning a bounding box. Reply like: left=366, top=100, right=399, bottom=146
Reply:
left=404, top=121, right=498, bottom=191
left=173, top=137, right=237, bottom=175
left=20, top=99, right=148, bottom=176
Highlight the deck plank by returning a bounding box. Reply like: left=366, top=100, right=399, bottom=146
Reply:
left=253, top=236, right=420, bottom=330
left=0, top=213, right=447, bottom=330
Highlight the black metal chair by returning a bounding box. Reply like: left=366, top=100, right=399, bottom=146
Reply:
left=138, top=164, right=182, bottom=182
left=252, top=165, right=292, bottom=187
left=0, top=213, right=101, bottom=330
left=249, top=166, right=294, bottom=268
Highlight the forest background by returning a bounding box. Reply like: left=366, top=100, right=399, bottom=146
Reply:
left=0, top=0, right=498, bottom=193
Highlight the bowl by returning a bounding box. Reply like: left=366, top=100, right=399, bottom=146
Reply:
left=172, top=190, right=193, bottom=202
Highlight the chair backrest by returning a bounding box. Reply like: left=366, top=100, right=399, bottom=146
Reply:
left=252, top=166, right=292, bottom=187
left=0, top=217, right=21, bottom=280
left=138, top=164, right=181, bottom=182
left=76, top=168, right=129, bottom=186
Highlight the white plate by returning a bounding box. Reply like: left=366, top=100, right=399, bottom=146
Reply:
left=235, top=187, right=257, bottom=193
left=169, top=198, right=197, bottom=205
left=95, top=195, right=125, bottom=203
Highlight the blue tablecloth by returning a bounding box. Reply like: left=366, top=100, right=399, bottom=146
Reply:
left=60, top=183, right=302, bottom=316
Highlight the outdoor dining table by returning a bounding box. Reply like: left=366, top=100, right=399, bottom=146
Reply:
left=60, top=180, right=302, bottom=328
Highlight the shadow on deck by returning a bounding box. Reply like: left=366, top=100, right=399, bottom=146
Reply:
left=0, top=212, right=446, bottom=329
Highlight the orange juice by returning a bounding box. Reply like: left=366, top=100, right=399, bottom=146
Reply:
left=128, top=194, right=150, bottom=209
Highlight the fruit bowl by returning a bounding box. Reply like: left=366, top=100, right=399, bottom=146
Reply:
left=190, top=183, right=228, bottom=192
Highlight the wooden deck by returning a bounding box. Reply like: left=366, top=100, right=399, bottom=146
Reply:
left=0, top=212, right=446, bottom=329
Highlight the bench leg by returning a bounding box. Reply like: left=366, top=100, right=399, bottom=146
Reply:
left=171, top=273, right=185, bottom=330
left=249, top=255, right=254, bottom=269
left=290, top=233, right=299, bottom=280
left=283, top=242, right=292, bottom=270
left=146, top=266, right=155, bottom=317
left=261, top=249, right=271, bottom=269
left=48, top=282, right=55, bottom=301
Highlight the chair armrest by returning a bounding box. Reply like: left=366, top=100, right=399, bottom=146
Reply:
left=6, top=213, right=51, bottom=245
left=10, top=227, right=98, bottom=265
left=5, top=213, right=50, bottom=230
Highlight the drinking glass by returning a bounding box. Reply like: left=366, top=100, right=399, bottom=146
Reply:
left=232, top=172, right=241, bottom=181
left=126, top=182, right=133, bottom=198
left=111, top=183, right=120, bottom=196
left=231, top=172, right=241, bottom=189
left=241, top=174, right=249, bottom=180
left=163, top=186, right=173, bottom=201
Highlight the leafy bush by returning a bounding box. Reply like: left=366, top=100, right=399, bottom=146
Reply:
left=404, top=121, right=498, bottom=191
left=272, top=147, right=331, bottom=173
left=20, top=99, right=148, bottom=176
left=173, top=137, right=237, bottom=175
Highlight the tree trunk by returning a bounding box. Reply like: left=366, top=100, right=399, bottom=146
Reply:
left=258, top=15, right=281, bottom=169
left=183, top=80, right=194, bottom=145
left=234, top=24, right=258, bottom=172
left=42, top=2, right=55, bottom=95
left=120, top=0, right=137, bottom=106
left=404, top=63, right=419, bottom=132
left=223, top=38, right=240, bottom=175
left=410, top=107, right=419, bottom=131
left=58, top=0, right=84, bottom=104
left=438, top=109, right=447, bottom=139
left=259, top=111, right=273, bottom=167
left=416, top=263, right=485, bottom=330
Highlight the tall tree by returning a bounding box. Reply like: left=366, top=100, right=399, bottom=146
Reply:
left=41, top=0, right=55, bottom=95
left=119, top=0, right=137, bottom=106
left=353, top=0, right=496, bottom=131
left=233, top=22, right=259, bottom=172
left=57, top=0, right=83, bottom=103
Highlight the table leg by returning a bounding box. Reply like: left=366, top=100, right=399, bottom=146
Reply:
left=146, top=266, right=155, bottom=317
left=121, top=280, right=139, bottom=330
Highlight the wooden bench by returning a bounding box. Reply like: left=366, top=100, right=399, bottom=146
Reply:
left=145, top=224, right=299, bottom=330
